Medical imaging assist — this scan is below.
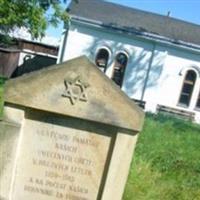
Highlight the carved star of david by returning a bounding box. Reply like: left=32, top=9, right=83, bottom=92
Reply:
left=62, top=76, right=89, bottom=105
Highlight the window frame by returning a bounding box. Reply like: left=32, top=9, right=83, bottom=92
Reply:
left=178, top=69, right=197, bottom=108
left=95, top=47, right=111, bottom=73
left=195, top=89, right=200, bottom=110
left=111, top=51, right=129, bottom=87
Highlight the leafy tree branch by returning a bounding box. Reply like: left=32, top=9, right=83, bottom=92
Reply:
left=0, top=0, right=73, bottom=39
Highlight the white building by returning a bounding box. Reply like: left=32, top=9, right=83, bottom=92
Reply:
left=58, top=0, right=200, bottom=122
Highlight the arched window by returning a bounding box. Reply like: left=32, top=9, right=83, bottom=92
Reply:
left=112, top=52, right=128, bottom=87
left=196, top=90, right=200, bottom=108
left=178, top=70, right=197, bottom=107
left=95, top=48, right=109, bottom=72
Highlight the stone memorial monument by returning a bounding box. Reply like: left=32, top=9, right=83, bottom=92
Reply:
left=0, top=56, right=144, bottom=200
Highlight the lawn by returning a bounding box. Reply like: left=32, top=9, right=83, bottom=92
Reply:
left=123, top=113, right=200, bottom=200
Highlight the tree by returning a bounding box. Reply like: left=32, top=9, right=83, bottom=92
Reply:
left=0, top=0, right=74, bottom=39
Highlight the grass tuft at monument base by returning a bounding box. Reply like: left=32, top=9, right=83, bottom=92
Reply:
left=0, top=77, right=6, bottom=118
left=0, top=86, right=3, bottom=118
left=123, top=113, right=200, bottom=200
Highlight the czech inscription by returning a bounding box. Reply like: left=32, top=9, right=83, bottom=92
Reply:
left=12, top=118, right=111, bottom=200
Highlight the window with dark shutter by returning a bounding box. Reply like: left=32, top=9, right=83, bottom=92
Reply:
left=112, top=52, right=128, bottom=87
left=178, top=70, right=196, bottom=107
left=95, top=49, right=109, bottom=72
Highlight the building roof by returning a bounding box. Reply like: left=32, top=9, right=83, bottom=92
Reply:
left=69, top=0, right=200, bottom=47
left=9, top=28, right=60, bottom=47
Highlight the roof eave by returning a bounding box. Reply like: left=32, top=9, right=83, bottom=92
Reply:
left=70, top=15, right=200, bottom=53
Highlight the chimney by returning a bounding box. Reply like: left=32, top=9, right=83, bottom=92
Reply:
left=167, top=11, right=171, bottom=17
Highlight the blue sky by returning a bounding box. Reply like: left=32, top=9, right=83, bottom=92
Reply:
left=46, top=0, right=200, bottom=38
left=107, top=0, right=200, bottom=24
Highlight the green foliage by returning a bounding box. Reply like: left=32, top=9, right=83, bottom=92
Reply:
left=123, top=113, right=200, bottom=200
left=0, top=34, right=18, bottom=47
left=0, top=0, right=70, bottom=39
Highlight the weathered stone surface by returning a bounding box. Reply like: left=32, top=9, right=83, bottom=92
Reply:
left=13, top=113, right=114, bottom=200
left=0, top=56, right=144, bottom=200
left=0, top=121, right=21, bottom=200
left=4, top=56, right=143, bottom=132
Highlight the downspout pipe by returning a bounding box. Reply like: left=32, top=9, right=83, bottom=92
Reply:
left=58, top=20, right=70, bottom=64
left=140, top=43, right=156, bottom=101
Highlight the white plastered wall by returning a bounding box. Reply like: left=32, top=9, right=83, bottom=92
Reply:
left=58, top=21, right=200, bottom=122
left=144, top=46, right=200, bottom=121
left=60, top=22, right=154, bottom=100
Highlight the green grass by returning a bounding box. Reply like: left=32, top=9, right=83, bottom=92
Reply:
left=123, top=113, right=200, bottom=200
